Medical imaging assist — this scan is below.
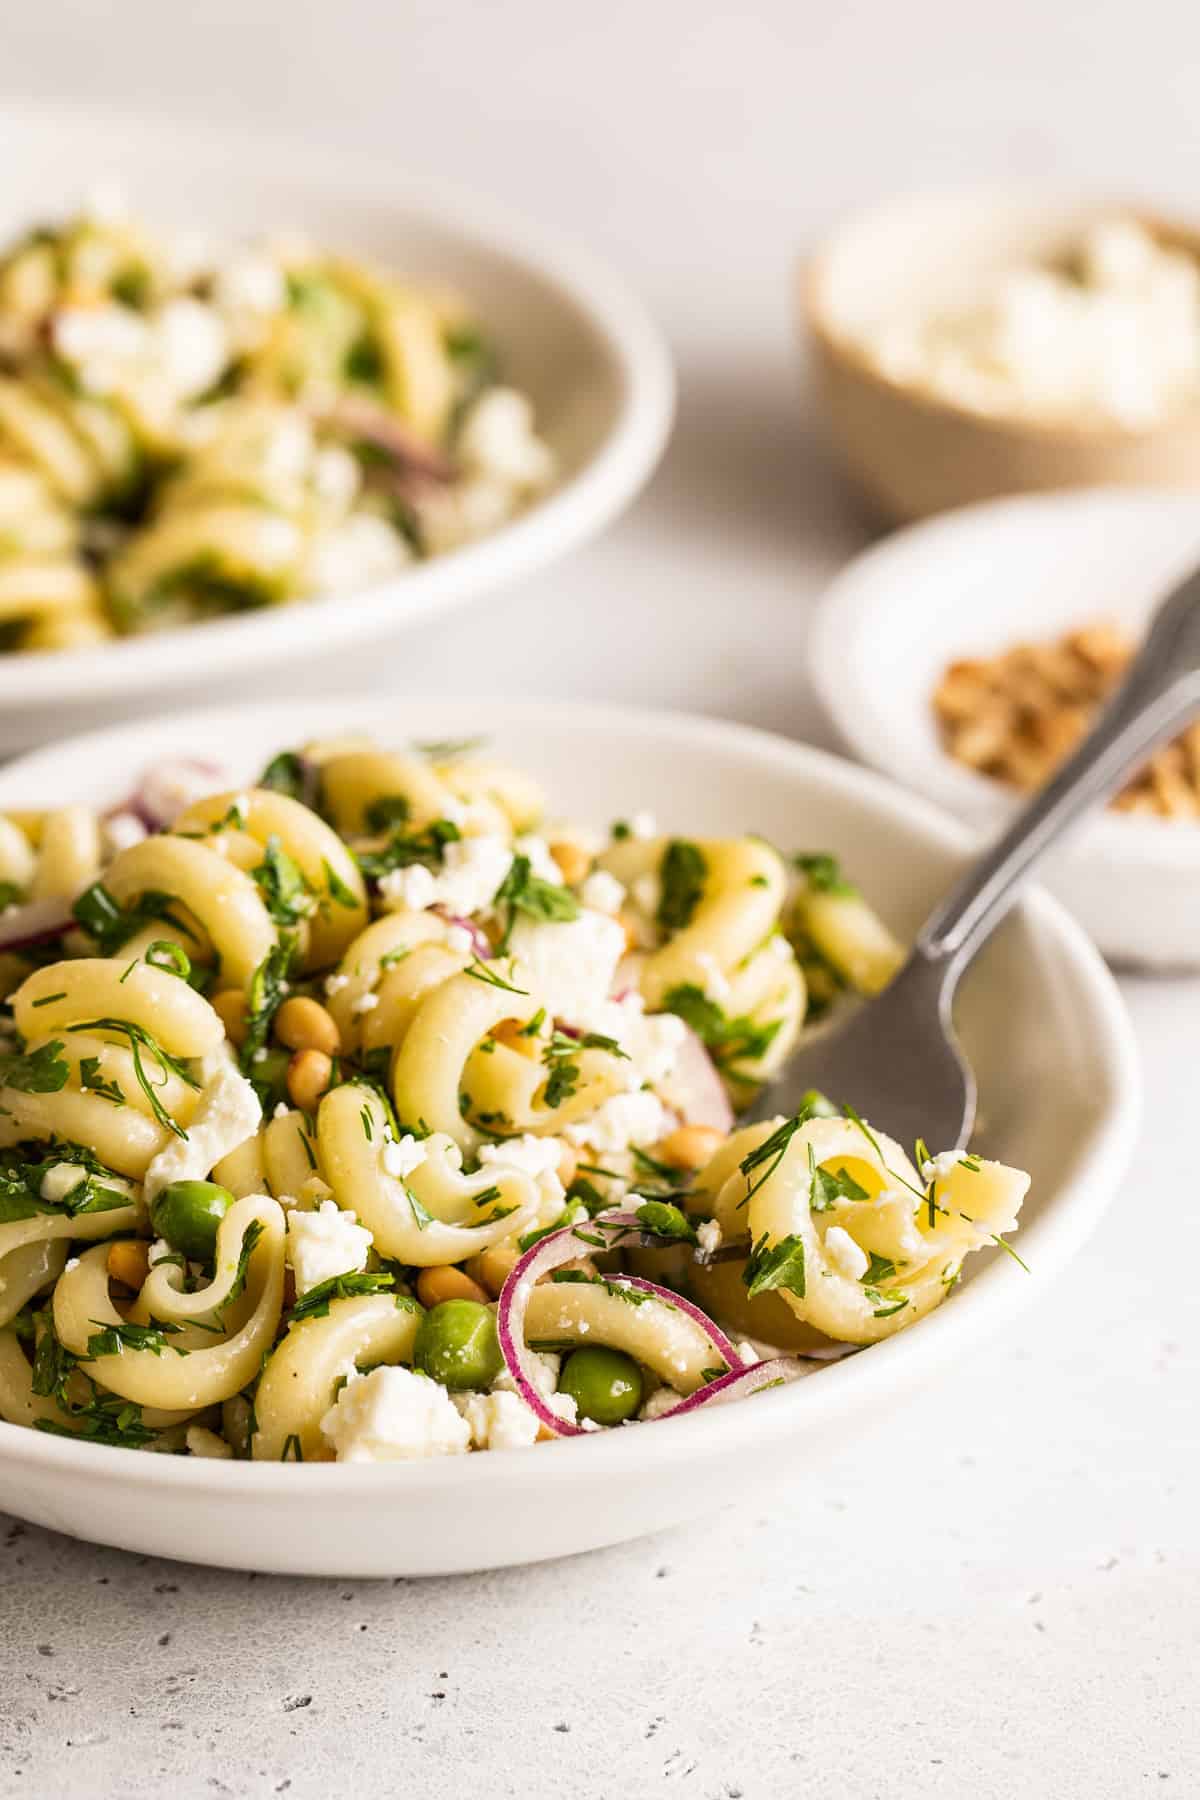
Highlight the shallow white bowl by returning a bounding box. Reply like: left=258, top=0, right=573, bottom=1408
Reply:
left=810, top=489, right=1200, bottom=969
left=0, top=698, right=1139, bottom=1575
left=0, top=104, right=674, bottom=754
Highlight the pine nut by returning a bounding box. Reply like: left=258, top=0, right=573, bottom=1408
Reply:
left=549, top=840, right=591, bottom=886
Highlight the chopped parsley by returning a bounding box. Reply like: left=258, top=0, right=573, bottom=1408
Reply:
left=72, top=881, right=193, bottom=957
left=68, top=1018, right=198, bottom=1137
left=240, top=936, right=299, bottom=1068
left=78, top=1056, right=125, bottom=1106
left=794, top=852, right=857, bottom=897
left=251, top=836, right=314, bottom=926
left=662, top=983, right=783, bottom=1072
left=364, top=794, right=411, bottom=833
left=742, top=1233, right=806, bottom=1302
left=492, top=855, right=579, bottom=949
left=656, top=840, right=708, bottom=933
left=634, top=1199, right=698, bottom=1246
left=287, top=1269, right=396, bottom=1325
left=355, top=819, right=461, bottom=883
left=85, top=1316, right=186, bottom=1360
left=0, top=1040, right=69, bottom=1094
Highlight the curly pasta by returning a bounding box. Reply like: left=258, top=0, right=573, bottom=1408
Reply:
left=0, top=735, right=1028, bottom=1461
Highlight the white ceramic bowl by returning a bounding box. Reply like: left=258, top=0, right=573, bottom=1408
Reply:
left=0, top=698, right=1139, bottom=1575
left=0, top=104, right=674, bottom=754
left=810, top=489, right=1200, bottom=969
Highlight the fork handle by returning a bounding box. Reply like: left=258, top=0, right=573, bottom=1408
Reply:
left=916, top=561, right=1200, bottom=969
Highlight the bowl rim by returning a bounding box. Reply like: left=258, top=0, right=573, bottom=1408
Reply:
left=808, top=486, right=1200, bottom=871
left=0, top=101, right=675, bottom=706
left=0, top=694, right=1142, bottom=1498
left=802, top=181, right=1200, bottom=449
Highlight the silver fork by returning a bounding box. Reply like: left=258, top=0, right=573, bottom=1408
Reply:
left=737, top=556, right=1200, bottom=1161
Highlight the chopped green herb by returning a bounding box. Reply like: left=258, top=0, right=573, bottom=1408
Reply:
left=743, top=1233, right=806, bottom=1302
left=657, top=841, right=707, bottom=933
left=794, top=852, right=857, bottom=896
left=662, top=983, right=783, bottom=1072
left=634, top=1199, right=698, bottom=1246
left=493, top=855, right=579, bottom=949
left=0, top=1041, right=69, bottom=1094
left=364, top=795, right=411, bottom=833
left=287, top=1269, right=396, bottom=1325
left=68, top=1018, right=198, bottom=1137
left=78, top=1056, right=125, bottom=1106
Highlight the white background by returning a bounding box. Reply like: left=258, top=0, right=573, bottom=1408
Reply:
left=1, top=5, right=1198, bottom=1796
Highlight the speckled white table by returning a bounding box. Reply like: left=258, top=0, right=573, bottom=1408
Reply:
left=2, top=4, right=1200, bottom=1794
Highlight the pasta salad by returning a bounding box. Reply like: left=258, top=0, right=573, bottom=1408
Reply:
left=0, top=740, right=1029, bottom=1461
left=0, top=194, right=555, bottom=653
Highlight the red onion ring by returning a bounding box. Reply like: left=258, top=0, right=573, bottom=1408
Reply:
left=655, top=1356, right=813, bottom=1419
left=121, top=758, right=228, bottom=831
left=431, top=908, right=492, bottom=960
left=495, top=1209, right=746, bottom=1438
left=0, top=897, right=74, bottom=953
left=657, top=1025, right=734, bottom=1132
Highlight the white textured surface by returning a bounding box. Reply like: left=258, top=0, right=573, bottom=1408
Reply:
left=2, top=2, right=1199, bottom=1793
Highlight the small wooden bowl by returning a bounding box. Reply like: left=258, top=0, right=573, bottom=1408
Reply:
left=803, top=187, right=1200, bottom=524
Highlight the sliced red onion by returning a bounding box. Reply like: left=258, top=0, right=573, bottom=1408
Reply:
left=495, top=1209, right=745, bottom=1439
left=655, top=1356, right=812, bottom=1419
left=0, top=897, right=74, bottom=953
left=658, top=1025, right=734, bottom=1132
left=319, top=400, right=456, bottom=485
left=431, top=908, right=492, bottom=960
left=122, top=758, right=229, bottom=831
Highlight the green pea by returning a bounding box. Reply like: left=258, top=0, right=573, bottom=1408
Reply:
left=150, top=1180, right=235, bottom=1263
left=412, top=1300, right=503, bottom=1392
left=558, top=1346, right=643, bottom=1426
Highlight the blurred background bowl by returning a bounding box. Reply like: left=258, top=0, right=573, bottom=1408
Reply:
left=803, top=186, right=1200, bottom=524
left=0, top=103, right=675, bottom=755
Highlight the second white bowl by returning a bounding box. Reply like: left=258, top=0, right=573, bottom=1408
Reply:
left=809, top=488, right=1200, bottom=968
left=0, top=104, right=675, bottom=754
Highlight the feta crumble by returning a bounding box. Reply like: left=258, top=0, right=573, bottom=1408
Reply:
left=380, top=1133, right=427, bottom=1180
left=142, top=1061, right=262, bottom=1205
left=285, top=1200, right=373, bottom=1296
left=320, top=1366, right=471, bottom=1463
left=579, top=869, right=625, bottom=915
left=508, top=909, right=625, bottom=1023
left=823, top=1224, right=870, bottom=1282
left=453, top=1388, right=540, bottom=1451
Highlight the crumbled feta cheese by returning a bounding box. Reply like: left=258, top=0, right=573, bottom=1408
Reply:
left=380, top=1133, right=427, bottom=1180
left=564, top=1089, right=672, bottom=1153
left=695, top=951, right=731, bottom=1003
left=148, top=1237, right=174, bottom=1267
left=823, top=1225, right=869, bottom=1282
left=512, top=834, right=565, bottom=885
left=40, top=1163, right=89, bottom=1204
left=286, top=1200, right=373, bottom=1296
left=492, top=1347, right=576, bottom=1423
left=639, top=1386, right=681, bottom=1421
left=321, top=1366, right=471, bottom=1462
left=308, top=514, right=409, bottom=596
left=351, top=991, right=380, bottom=1016
left=584, top=994, right=686, bottom=1091
left=921, top=1151, right=962, bottom=1183
left=629, top=811, right=657, bottom=840
left=579, top=869, right=625, bottom=915
left=142, top=1062, right=261, bottom=1205
left=63, top=1256, right=79, bottom=1273
left=696, top=1219, right=723, bottom=1256
left=477, top=1133, right=565, bottom=1217
left=186, top=1425, right=234, bottom=1459
left=453, top=1388, right=540, bottom=1451
left=324, top=973, right=351, bottom=996
left=273, top=1102, right=290, bottom=1121
left=378, top=833, right=513, bottom=919
left=457, top=387, right=555, bottom=492
left=420, top=475, right=522, bottom=555
left=863, top=217, right=1200, bottom=429
left=508, top=909, right=625, bottom=1023
left=156, top=298, right=229, bottom=400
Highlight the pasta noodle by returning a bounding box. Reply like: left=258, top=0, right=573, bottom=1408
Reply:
left=0, top=197, right=556, bottom=653
left=0, top=735, right=1028, bottom=1462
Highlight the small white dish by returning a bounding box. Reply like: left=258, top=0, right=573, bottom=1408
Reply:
left=0, top=697, right=1139, bottom=1575
left=0, top=104, right=674, bottom=755
left=810, top=489, right=1200, bottom=969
